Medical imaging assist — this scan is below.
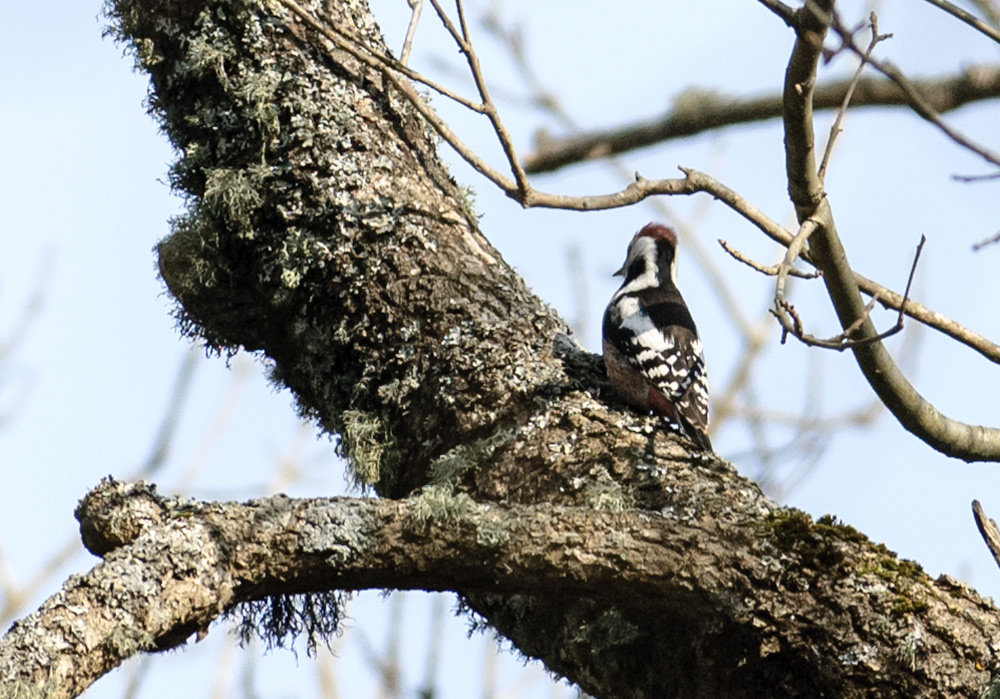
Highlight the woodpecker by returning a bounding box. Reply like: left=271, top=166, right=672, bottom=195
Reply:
left=602, top=223, right=712, bottom=451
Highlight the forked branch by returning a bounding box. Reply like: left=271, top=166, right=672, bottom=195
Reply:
left=779, top=3, right=1000, bottom=460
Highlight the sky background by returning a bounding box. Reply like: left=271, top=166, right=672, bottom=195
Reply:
left=2, top=0, right=999, bottom=696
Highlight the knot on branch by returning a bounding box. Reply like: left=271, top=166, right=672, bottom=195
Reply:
left=75, top=477, right=169, bottom=557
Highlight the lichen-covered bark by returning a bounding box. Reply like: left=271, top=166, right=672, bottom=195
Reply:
left=4, top=0, right=1000, bottom=697
left=5, top=476, right=1000, bottom=698
left=109, top=0, right=570, bottom=496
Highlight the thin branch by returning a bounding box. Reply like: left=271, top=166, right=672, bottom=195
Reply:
left=522, top=65, right=1000, bottom=174
left=718, top=239, right=819, bottom=279
left=681, top=168, right=1000, bottom=365
left=756, top=0, right=798, bottom=25
left=830, top=14, right=1000, bottom=169
left=731, top=404, right=879, bottom=430
left=425, top=0, right=530, bottom=194
left=283, top=0, right=486, bottom=112
left=399, top=0, right=424, bottom=66
left=774, top=218, right=820, bottom=312
left=281, top=0, right=704, bottom=210
left=774, top=234, right=925, bottom=351
left=921, top=0, right=1000, bottom=45
left=893, top=235, right=926, bottom=329
left=972, top=230, right=1000, bottom=251
left=954, top=170, right=1000, bottom=182
left=782, top=2, right=1000, bottom=461
left=967, top=0, right=1000, bottom=27
left=766, top=216, right=899, bottom=351
left=772, top=293, right=881, bottom=350
left=818, top=13, right=892, bottom=181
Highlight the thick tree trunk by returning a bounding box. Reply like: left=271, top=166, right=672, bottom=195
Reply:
left=2, top=0, right=1000, bottom=697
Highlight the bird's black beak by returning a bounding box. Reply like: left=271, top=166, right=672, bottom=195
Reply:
left=613, top=263, right=627, bottom=277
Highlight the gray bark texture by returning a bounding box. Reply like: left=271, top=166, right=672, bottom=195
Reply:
left=2, top=0, right=1000, bottom=697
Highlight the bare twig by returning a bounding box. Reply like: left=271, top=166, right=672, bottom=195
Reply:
left=777, top=235, right=925, bottom=351
left=400, top=0, right=424, bottom=66
left=718, top=239, right=820, bottom=279
left=954, top=171, right=1000, bottom=182
left=522, top=66, right=1000, bottom=174
left=818, top=13, right=892, bottom=181
left=972, top=230, right=1000, bottom=251
left=829, top=13, right=1000, bottom=169
left=967, top=0, right=1000, bottom=27
left=921, top=0, right=1000, bottom=45
left=765, top=217, right=901, bottom=351
left=280, top=0, right=710, bottom=210
left=757, top=0, right=798, bottom=25
left=973, top=500, right=1000, bottom=573
left=681, top=168, right=1000, bottom=365
left=894, top=235, right=926, bottom=328
left=772, top=293, right=885, bottom=350
left=426, top=0, right=530, bottom=194
left=283, top=0, right=486, bottom=112
left=782, top=2, right=1000, bottom=460
left=775, top=219, right=820, bottom=312
left=767, top=214, right=876, bottom=350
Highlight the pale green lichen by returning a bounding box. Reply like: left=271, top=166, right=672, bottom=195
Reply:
left=428, top=431, right=511, bottom=486
left=894, top=628, right=924, bottom=670
left=473, top=509, right=511, bottom=548
left=408, top=484, right=512, bottom=547
left=339, top=410, right=400, bottom=491
left=186, top=31, right=235, bottom=80
left=106, top=626, right=156, bottom=656
left=202, top=165, right=270, bottom=234
left=407, top=485, right=477, bottom=533
left=0, top=682, right=57, bottom=699
left=234, top=68, right=282, bottom=145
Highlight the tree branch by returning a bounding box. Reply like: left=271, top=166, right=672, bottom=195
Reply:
left=523, top=65, right=1000, bottom=174
left=11, top=0, right=999, bottom=696
left=828, top=14, right=1000, bottom=169
left=6, top=478, right=1000, bottom=698
left=920, top=0, right=1000, bottom=45
left=681, top=168, right=1000, bottom=366
left=780, top=1, right=1000, bottom=460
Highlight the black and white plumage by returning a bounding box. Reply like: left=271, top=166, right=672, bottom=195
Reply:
left=602, top=223, right=712, bottom=451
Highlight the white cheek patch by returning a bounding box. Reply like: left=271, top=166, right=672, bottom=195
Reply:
left=612, top=237, right=660, bottom=298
